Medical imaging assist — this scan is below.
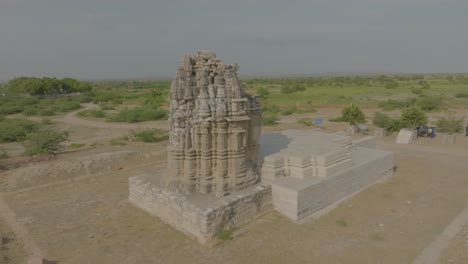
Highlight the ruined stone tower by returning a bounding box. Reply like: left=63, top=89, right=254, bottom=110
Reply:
left=165, top=50, right=262, bottom=196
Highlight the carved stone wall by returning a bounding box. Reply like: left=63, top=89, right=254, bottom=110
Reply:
left=165, top=50, right=262, bottom=197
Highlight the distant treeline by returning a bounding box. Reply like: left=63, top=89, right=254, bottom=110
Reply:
left=7, top=77, right=92, bottom=95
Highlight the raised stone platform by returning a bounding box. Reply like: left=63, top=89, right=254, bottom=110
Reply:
left=129, top=173, right=272, bottom=244
left=260, top=130, right=394, bottom=222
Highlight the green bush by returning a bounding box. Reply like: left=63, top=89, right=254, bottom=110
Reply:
left=435, top=114, right=464, bottom=134
left=372, top=112, right=402, bottom=132
left=216, top=227, right=239, bottom=241
left=41, top=118, right=54, bottom=125
left=110, top=137, right=127, bottom=146
left=416, top=96, right=443, bottom=111
left=68, top=143, right=85, bottom=149
left=455, top=93, right=468, bottom=98
left=340, top=104, right=366, bottom=125
left=411, top=87, right=423, bottom=95
left=400, top=106, right=428, bottom=129
left=0, top=149, right=8, bottom=159
left=0, top=94, right=83, bottom=116
left=50, top=98, right=81, bottom=112
left=130, top=129, right=168, bottom=143
left=298, top=118, right=313, bottom=126
left=256, top=87, right=270, bottom=101
left=23, top=129, right=69, bottom=155
left=0, top=103, right=22, bottom=115
left=77, top=109, right=106, bottom=118
left=328, top=117, right=344, bottom=122
left=281, top=108, right=296, bottom=116
left=378, top=99, right=412, bottom=111
left=100, top=105, right=115, bottom=110
left=262, top=115, right=279, bottom=126
left=0, top=118, right=39, bottom=142
left=263, top=104, right=281, bottom=114
left=281, top=84, right=306, bottom=94
left=109, top=106, right=168, bottom=123
left=384, top=81, right=399, bottom=89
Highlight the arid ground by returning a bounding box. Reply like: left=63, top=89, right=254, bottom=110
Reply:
left=1, top=106, right=468, bottom=264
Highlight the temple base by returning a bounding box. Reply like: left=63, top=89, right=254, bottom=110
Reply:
left=129, top=174, right=272, bottom=245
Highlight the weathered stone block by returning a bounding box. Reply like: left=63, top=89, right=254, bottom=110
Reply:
left=373, top=127, right=387, bottom=137
left=129, top=174, right=272, bottom=245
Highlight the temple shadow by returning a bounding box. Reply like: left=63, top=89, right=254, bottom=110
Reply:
left=259, top=133, right=291, bottom=158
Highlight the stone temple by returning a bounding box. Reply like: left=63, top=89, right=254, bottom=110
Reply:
left=129, top=50, right=395, bottom=244
left=129, top=51, right=270, bottom=244
left=165, top=50, right=262, bottom=197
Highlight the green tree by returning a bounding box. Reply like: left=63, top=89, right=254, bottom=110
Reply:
left=400, top=106, right=428, bottom=129
left=341, top=104, right=366, bottom=125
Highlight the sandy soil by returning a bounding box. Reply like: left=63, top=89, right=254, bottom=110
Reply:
left=1, top=106, right=468, bottom=263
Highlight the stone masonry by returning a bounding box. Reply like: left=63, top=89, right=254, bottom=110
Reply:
left=129, top=51, right=268, bottom=244
left=129, top=51, right=395, bottom=244
left=260, top=130, right=394, bottom=222
left=166, top=50, right=262, bottom=197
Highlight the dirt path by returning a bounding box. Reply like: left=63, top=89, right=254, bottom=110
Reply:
left=0, top=194, right=42, bottom=259
left=413, top=205, right=468, bottom=264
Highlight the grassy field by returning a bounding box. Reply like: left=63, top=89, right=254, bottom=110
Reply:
left=244, top=75, right=468, bottom=110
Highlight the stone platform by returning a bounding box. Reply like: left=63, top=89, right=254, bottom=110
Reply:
left=260, top=130, right=394, bottom=222
left=129, top=174, right=272, bottom=244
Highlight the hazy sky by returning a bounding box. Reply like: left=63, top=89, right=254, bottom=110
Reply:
left=1, top=0, right=467, bottom=80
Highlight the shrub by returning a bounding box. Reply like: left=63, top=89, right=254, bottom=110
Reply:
left=0, top=118, right=39, bottom=142
left=100, top=105, right=115, bottom=110
left=340, top=104, right=366, bottom=125
left=378, top=99, right=412, bottom=111
left=0, top=98, right=23, bottom=115
left=416, top=96, right=443, bottom=111
left=336, top=218, right=348, bottom=227
left=130, top=129, right=168, bottom=143
left=78, top=109, right=106, bottom=118
left=51, top=99, right=81, bottom=112
left=298, top=118, right=313, bottom=126
left=68, top=143, right=85, bottom=149
left=216, top=227, right=239, bottom=241
left=435, top=114, right=464, bottom=134
left=256, top=87, right=270, bottom=101
left=281, top=108, right=296, bottom=116
left=411, top=87, right=423, bottom=95
left=109, top=106, right=167, bottom=123
left=400, top=106, right=428, bottom=129
left=372, top=112, right=402, bottom=132
left=455, top=93, right=468, bottom=98
left=41, top=118, right=54, bottom=125
left=23, top=106, right=39, bottom=116
left=262, top=115, right=279, bottom=126
left=23, top=129, right=69, bottom=155
left=281, top=84, right=306, bottom=94
left=0, top=149, right=8, bottom=159
left=384, top=81, right=399, bottom=89
left=110, top=137, right=127, bottom=146
left=263, top=104, right=281, bottom=114
left=328, top=117, right=344, bottom=122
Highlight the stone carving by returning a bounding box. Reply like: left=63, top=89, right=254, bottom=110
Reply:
left=165, top=50, right=262, bottom=197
